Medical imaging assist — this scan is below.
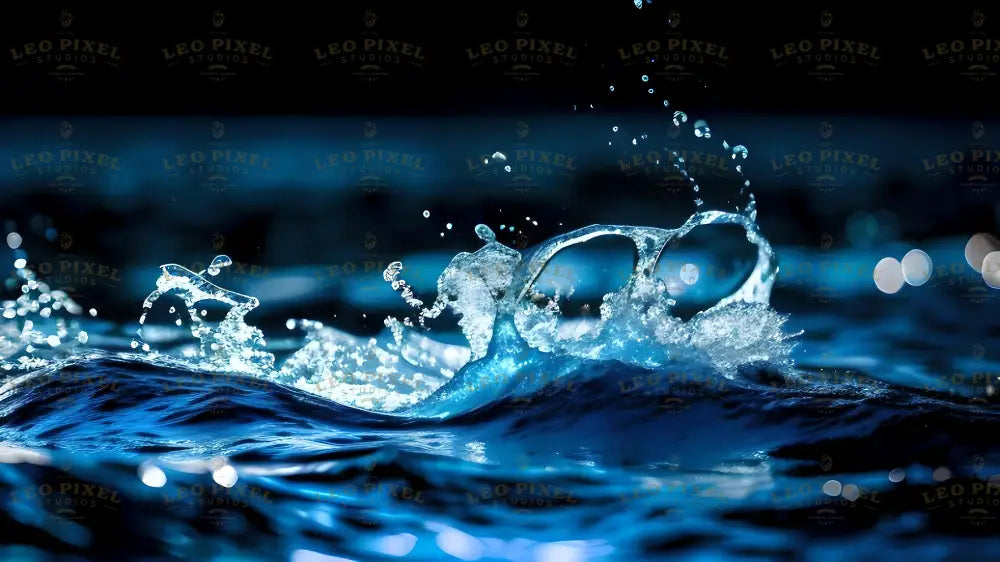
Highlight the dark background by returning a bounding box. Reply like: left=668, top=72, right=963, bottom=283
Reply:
left=0, top=1, right=997, bottom=333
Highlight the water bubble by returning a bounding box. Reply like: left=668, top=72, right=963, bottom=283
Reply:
left=873, top=257, right=905, bottom=294
left=609, top=85, right=615, bottom=92
left=632, top=138, right=637, bottom=146
left=612, top=125, right=619, bottom=132
left=901, top=249, right=932, bottom=286
left=212, top=463, right=238, bottom=488
left=6, top=232, right=21, bottom=249
left=491, top=151, right=506, bottom=162
left=13, top=258, right=26, bottom=269
left=932, top=466, right=952, bottom=482
left=888, top=468, right=906, bottom=483
left=680, top=264, right=699, bottom=285
left=504, top=165, right=511, bottom=172
left=672, top=111, right=688, bottom=126
left=966, top=233, right=1000, bottom=273
left=641, top=74, right=649, bottom=82
left=168, top=306, right=176, bottom=314
left=422, top=210, right=430, bottom=218
left=731, top=145, right=748, bottom=159
left=139, top=462, right=167, bottom=488
left=286, top=319, right=296, bottom=330
left=982, top=251, right=1000, bottom=289
left=822, top=480, right=842, bottom=496
left=446, top=223, right=453, bottom=230
left=130, top=340, right=139, bottom=349
left=662, top=100, right=669, bottom=107
left=648, top=88, right=654, bottom=94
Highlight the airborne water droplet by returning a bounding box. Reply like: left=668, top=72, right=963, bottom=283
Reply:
left=504, top=165, right=511, bottom=172
left=422, top=210, right=430, bottom=218
left=207, top=255, right=232, bottom=276
left=475, top=224, right=496, bottom=242
left=672, top=111, right=688, bottom=126
left=641, top=74, right=649, bottom=82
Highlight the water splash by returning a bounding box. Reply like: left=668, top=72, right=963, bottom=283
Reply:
left=133, top=258, right=274, bottom=375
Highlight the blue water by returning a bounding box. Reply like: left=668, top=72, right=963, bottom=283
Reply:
left=2, top=238, right=1000, bottom=561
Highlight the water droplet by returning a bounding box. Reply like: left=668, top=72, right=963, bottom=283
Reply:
left=504, top=165, right=511, bottom=172
left=422, top=210, right=430, bottom=218
left=632, top=138, right=637, bottom=146
left=901, top=249, right=932, bottom=286
left=672, top=111, right=688, bottom=126
left=491, top=151, right=506, bottom=162
left=13, top=258, right=26, bottom=269
left=612, top=125, right=619, bottom=132
left=662, top=100, right=669, bottom=108
left=46, top=335, right=60, bottom=347
left=888, top=468, right=906, bottom=483
left=874, top=257, right=905, bottom=294
left=446, top=223, right=453, bottom=230
left=207, top=255, right=232, bottom=276
left=641, top=74, right=649, bottom=82
left=609, top=85, right=615, bottom=92
left=694, top=119, right=710, bottom=138
left=77, top=331, right=88, bottom=344
left=648, top=88, right=654, bottom=94
left=6, top=232, right=21, bottom=250
left=731, top=145, right=748, bottom=160
left=89, top=308, right=97, bottom=317
left=168, top=306, right=176, bottom=314
left=475, top=224, right=496, bottom=242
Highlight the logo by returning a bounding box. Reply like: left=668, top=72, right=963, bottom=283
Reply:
left=618, top=371, right=728, bottom=415
left=776, top=258, right=871, bottom=303
left=2, top=371, right=119, bottom=405
left=922, top=479, right=1000, bottom=529
left=921, top=9, right=999, bottom=82
left=314, top=120, right=427, bottom=193
left=463, top=9, right=580, bottom=82
left=769, top=468, right=882, bottom=529
left=313, top=8, right=427, bottom=83
left=465, top=120, right=577, bottom=192
left=7, top=9, right=123, bottom=82
left=160, top=9, right=274, bottom=82
left=162, top=120, right=274, bottom=192
left=820, top=232, right=834, bottom=249
left=9, top=466, right=122, bottom=526
left=211, top=232, right=226, bottom=251
left=163, top=475, right=274, bottom=529
left=770, top=120, right=882, bottom=193
left=467, top=477, right=578, bottom=511
left=920, top=121, right=999, bottom=194
left=9, top=120, right=122, bottom=193
left=769, top=10, right=880, bottom=82
left=617, top=123, right=731, bottom=194
left=162, top=372, right=268, bottom=416
left=21, top=231, right=122, bottom=300
left=615, top=10, right=729, bottom=84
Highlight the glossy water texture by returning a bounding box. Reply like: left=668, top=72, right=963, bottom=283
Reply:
left=2, top=112, right=1000, bottom=560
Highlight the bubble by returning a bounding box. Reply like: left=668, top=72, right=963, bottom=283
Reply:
left=873, top=257, right=905, bottom=294
left=662, top=100, right=669, bottom=108
left=841, top=484, right=860, bottom=502
left=901, top=249, right=932, bottom=286
left=822, top=480, right=842, bottom=496
left=491, top=151, right=506, bottom=162
left=6, top=232, right=21, bottom=250
left=612, top=126, right=619, bottom=132
left=693, top=119, right=710, bottom=138
left=446, top=223, right=453, bottom=230
left=648, top=88, right=654, bottom=94
left=13, top=258, right=26, bottom=270
left=888, top=468, right=906, bottom=483
left=609, top=85, right=615, bottom=92
left=212, top=463, right=238, bottom=488
left=422, top=210, right=430, bottom=218
left=680, top=264, right=699, bottom=285
left=965, top=233, right=1000, bottom=273
left=139, top=462, right=167, bottom=488
left=983, top=251, right=1000, bottom=289
left=672, top=111, right=688, bottom=126
left=504, top=165, right=511, bottom=172
left=641, top=74, right=649, bottom=82
left=731, top=145, right=748, bottom=160
left=932, top=466, right=952, bottom=482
